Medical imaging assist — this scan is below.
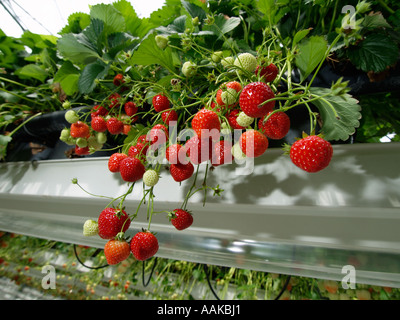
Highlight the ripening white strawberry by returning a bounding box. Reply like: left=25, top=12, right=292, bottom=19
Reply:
left=236, top=111, right=254, bottom=127
left=143, top=169, right=159, bottom=187
left=83, top=219, right=99, bottom=236
left=234, top=53, right=257, bottom=73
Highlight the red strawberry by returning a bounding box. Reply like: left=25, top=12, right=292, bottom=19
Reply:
left=123, top=124, right=131, bottom=135
left=137, top=134, right=147, bottom=144
left=75, top=145, right=90, bottom=155
left=211, top=140, right=233, bottom=166
left=227, top=109, right=245, bottom=130
left=255, top=63, right=279, bottom=82
left=166, top=143, right=186, bottom=165
left=184, top=136, right=213, bottom=165
left=147, top=124, right=168, bottom=145
left=191, top=109, right=220, bottom=139
left=104, top=239, right=131, bottom=265
left=128, top=142, right=149, bottom=161
left=258, top=111, right=290, bottom=140
left=113, top=74, right=125, bottom=86
left=70, top=121, right=90, bottom=138
left=106, top=117, right=124, bottom=135
left=239, top=130, right=269, bottom=158
left=170, top=162, right=194, bottom=182
left=161, top=109, right=178, bottom=126
left=91, top=116, right=107, bottom=132
left=239, top=82, right=275, bottom=118
left=98, top=208, right=131, bottom=240
left=124, top=101, right=138, bottom=117
left=108, top=153, right=128, bottom=172
left=130, top=231, right=159, bottom=261
left=169, top=209, right=193, bottom=230
left=216, top=81, right=242, bottom=108
left=289, top=135, right=333, bottom=173
left=153, top=94, right=170, bottom=112
left=91, top=105, right=108, bottom=118
left=108, top=93, right=121, bottom=109
left=119, top=157, right=146, bottom=182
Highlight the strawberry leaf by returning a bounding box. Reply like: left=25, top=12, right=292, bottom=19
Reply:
left=310, top=87, right=361, bottom=141
left=78, top=60, right=109, bottom=94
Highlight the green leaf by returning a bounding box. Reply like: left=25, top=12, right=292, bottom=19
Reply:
left=181, top=0, right=206, bottom=20
left=90, top=3, right=126, bottom=34
left=57, top=33, right=100, bottom=65
left=54, top=61, right=80, bottom=95
left=0, top=134, right=12, bottom=160
left=310, top=87, right=361, bottom=141
left=14, top=64, right=48, bottom=82
left=59, top=12, right=91, bottom=34
left=292, top=28, right=312, bottom=48
left=347, top=33, right=399, bottom=73
left=362, top=12, right=391, bottom=29
left=130, top=33, right=175, bottom=73
left=203, top=14, right=241, bottom=39
left=295, top=36, right=328, bottom=82
left=78, top=61, right=109, bottom=94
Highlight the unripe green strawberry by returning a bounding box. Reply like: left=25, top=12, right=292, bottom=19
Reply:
left=65, top=110, right=79, bottom=124
left=83, top=219, right=99, bottom=237
left=182, top=61, right=197, bottom=77
left=221, top=56, right=234, bottom=68
left=236, top=111, right=254, bottom=127
left=211, top=51, right=223, bottom=63
left=76, top=137, right=88, bottom=148
left=234, top=53, right=257, bottom=73
left=155, top=35, right=168, bottom=49
left=96, top=132, right=107, bottom=144
left=87, top=136, right=102, bottom=151
left=143, top=169, right=159, bottom=187
left=62, top=100, right=71, bottom=109
left=59, top=128, right=71, bottom=142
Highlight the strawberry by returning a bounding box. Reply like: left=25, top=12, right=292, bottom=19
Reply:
left=130, top=231, right=159, bottom=261
left=75, top=145, right=90, bottom=155
left=83, top=219, right=99, bottom=236
left=123, top=124, right=132, bottom=135
left=169, top=209, right=193, bottom=230
left=211, top=140, right=233, bottom=167
left=104, top=238, right=131, bottom=265
left=170, top=162, right=194, bottom=182
left=184, top=135, right=213, bottom=165
left=91, top=116, right=107, bottom=132
left=255, top=63, right=279, bottom=82
left=234, top=53, right=257, bottom=73
left=128, top=142, right=149, bottom=161
left=106, top=117, right=124, bottom=135
left=108, top=153, right=128, bottom=173
left=166, top=143, right=186, bottom=165
left=258, top=111, right=290, bottom=140
left=239, top=82, right=275, bottom=118
left=98, top=207, right=131, bottom=240
left=124, top=101, right=138, bottom=117
left=191, top=109, right=220, bottom=139
left=227, top=109, right=245, bottom=130
left=153, top=94, right=170, bottom=112
left=239, top=130, right=269, bottom=158
left=143, top=169, right=159, bottom=187
left=161, top=109, right=178, bottom=126
left=137, top=134, right=147, bottom=144
left=65, top=110, right=79, bottom=124
left=91, top=105, right=108, bottom=118
left=236, top=111, right=254, bottom=128
left=119, top=157, right=146, bottom=182
left=70, top=121, right=90, bottom=138
left=182, top=61, right=197, bottom=77
left=147, top=124, right=169, bottom=145
left=113, top=74, right=125, bottom=86
left=289, top=135, right=333, bottom=173
left=108, top=93, right=121, bottom=109
left=215, top=81, right=242, bottom=109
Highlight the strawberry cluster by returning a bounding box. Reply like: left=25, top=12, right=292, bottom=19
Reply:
left=72, top=54, right=334, bottom=266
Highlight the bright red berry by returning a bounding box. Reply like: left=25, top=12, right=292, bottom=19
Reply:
left=75, top=145, right=90, bottom=155
left=113, top=74, right=124, bottom=86
left=166, top=143, right=186, bottom=165
left=130, top=231, right=159, bottom=261
left=106, top=117, right=124, bottom=135
left=289, top=135, right=333, bottom=173
left=128, top=142, right=149, bottom=161
left=91, top=116, right=107, bottom=132
left=119, top=157, right=146, bottom=182
left=161, top=109, right=178, bottom=126
left=124, top=101, right=138, bottom=117
left=211, top=140, right=233, bottom=167
left=91, top=105, right=108, bottom=118
left=153, top=94, right=170, bottom=112
left=227, top=109, right=245, bottom=130
left=147, top=124, right=169, bottom=145
left=104, top=239, right=131, bottom=265
left=191, top=109, right=220, bottom=139
left=169, top=209, right=193, bottom=231
left=239, top=82, right=275, bottom=118
left=70, top=121, right=90, bottom=138
left=169, top=162, right=194, bottom=182
left=184, top=136, right=213, bottom=165
left=98, top=208, right=131, bottom=240
left=108, top=153, right=128, bottom=173
left=108, top=93, right=121, bottom=109
left=239, top=130, right=269, bottom=158
left=255, top=63, right=279, bottom=82
left=258, top=111, right=290, bottom=140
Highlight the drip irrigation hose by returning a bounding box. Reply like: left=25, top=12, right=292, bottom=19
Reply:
left=142, top=257, right=158, bottom=287
left=203, top=264, right=221, bottom=300
left=73, top=244, right=109, bottom=270
left=274, top=275, right=292, bottom=300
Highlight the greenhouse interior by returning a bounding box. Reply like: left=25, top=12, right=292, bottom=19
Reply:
left=1, top=0, right=400, bottom=302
